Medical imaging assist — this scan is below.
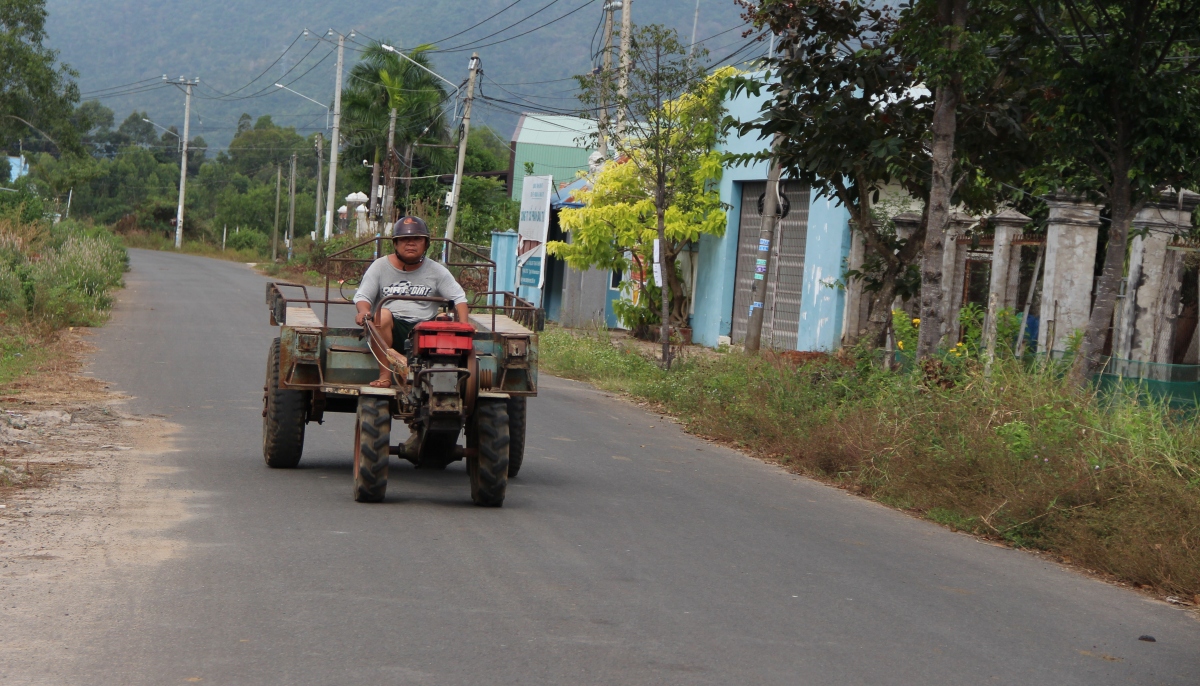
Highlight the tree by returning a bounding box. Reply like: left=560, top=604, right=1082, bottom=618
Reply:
left=576, top=25, right=726, bottom=366
left=0, top=0, right=81, bottom=154
left=341, top=42, right=452, bottom=194
left=1014, top=0, right=1200, bottom=381
left=732, top=0, right=931, bottom=348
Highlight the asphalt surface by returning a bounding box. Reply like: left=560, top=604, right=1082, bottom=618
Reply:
left=47, top=249, right=1200, bottom=683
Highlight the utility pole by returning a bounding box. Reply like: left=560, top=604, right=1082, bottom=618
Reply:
left=744, top=137, right=785, bottom=352
left=167, top=75, right=200, bottom=249
left=617, top=0, right=632, bottom=136
left=598, top=2, right=616, bottom=158
left=314, top=133, right=324, bottom=240
left=689, top=0, right=701, bottom=55
left=272, top=165, right=282, bottom=261
left=322, top=32, right=349, bottom=241
left=443, top=53, right=480, bottom=256
left=384, top=108, right=397, bottom=229
left=287, top=153, right=297, bottom=260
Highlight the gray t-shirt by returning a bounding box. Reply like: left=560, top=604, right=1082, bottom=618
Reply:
left=353, top=256, right=467, bottom=322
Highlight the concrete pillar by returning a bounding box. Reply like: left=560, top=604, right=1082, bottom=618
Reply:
left=942, top=213, right=976, bottom=343
left=984, top=209, right=1032, bottom=353
left=841, top=225, right=866, bottom=345
left=1119, top=190, right=1200, bottom=362
left=1038, top=195, right=1101, bottom=353
left=892, top=212, right=923, bottom=317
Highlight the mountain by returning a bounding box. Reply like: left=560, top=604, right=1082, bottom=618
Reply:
left=45, top=0, right=755, bottom=149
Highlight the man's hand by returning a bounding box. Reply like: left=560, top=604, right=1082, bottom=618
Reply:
left=355, top=301, right=373, bottom=327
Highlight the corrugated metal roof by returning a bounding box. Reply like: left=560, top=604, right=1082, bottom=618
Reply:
left=511, top=113, right=596, bottom=149
left=510, top=143, right=593, bottom=199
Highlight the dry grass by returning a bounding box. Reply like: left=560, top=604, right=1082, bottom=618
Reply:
left=540, top=327, right=1200, bottom=599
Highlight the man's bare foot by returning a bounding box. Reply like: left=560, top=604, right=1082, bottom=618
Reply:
left=368, top=377, right=392, bottom=388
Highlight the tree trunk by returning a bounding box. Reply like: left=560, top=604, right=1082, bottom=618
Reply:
left=663, top=242, right=688, bottom=327
left=1070, top=157, right=1134, bottom=384
left=915, top=0, right=966, bottom=359
left=657, top=186, right=671, bottom=368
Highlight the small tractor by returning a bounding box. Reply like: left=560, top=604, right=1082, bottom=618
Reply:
left=261, top=238, right=538, bottom=506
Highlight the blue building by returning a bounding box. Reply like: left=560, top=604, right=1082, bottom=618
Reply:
left=691, top=86, right=853, bottom=351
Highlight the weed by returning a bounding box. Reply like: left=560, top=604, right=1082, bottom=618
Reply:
left=540, top=327, right=1200, bottom=597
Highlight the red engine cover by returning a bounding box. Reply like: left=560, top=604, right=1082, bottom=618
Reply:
left=413, top=320, right=475, bottom=356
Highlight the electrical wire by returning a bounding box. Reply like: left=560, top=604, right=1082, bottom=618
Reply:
left=197, top=31, right=305, bottom=98
left=428, top=0, right=530, bottom=45
left=79, top=77, right=164, bottom=96
left=434, top=0, right=599, bottom=54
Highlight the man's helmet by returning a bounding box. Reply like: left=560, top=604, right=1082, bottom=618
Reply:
left=392, top=216, right=430, bottom=239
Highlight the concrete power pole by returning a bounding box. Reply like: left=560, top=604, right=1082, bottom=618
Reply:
left=313, top=133, right=324, bottom=240
left=272, top=165, right=282, bottom=261
left=322, top=32, right=348, bottom=241
left=443, top=53, right=480, bottom=255
left=598, top=2, right=616, bottom=158
left=689, top=0, right=701, bottom=55
left=384, top=108, right=397, bottom=230
left=169, top=76, right=199, bottom=249
left=744, top=140, right=784, bottom=352
left=617, top=0, right=632, bottom=136
left=287, top=152, right=297, bottom=260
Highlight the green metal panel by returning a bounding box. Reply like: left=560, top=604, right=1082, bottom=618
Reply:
left=510, top=143, right=593, bottom=200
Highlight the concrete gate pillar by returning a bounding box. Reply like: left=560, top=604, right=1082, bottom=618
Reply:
left=941, top=213, right=978, bottom=343
left=984, top=209, right=1032, bottom=352
left=891, top=212, right=923, bottom=317
left=1117, top=190, right=1200, bottom=362
left=1039, top=195, right=1101, bottom=353
left=841, top=224, right=867, bottom=345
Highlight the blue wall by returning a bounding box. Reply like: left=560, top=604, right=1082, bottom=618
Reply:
left=797, top=193, right=851, bottom=351
left=692, top=83, right=852, bottom=350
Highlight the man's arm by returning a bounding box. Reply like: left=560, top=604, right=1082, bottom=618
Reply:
left=353, top=261, right=380, bottom=326
left=455, top=302, right=471, bottom=326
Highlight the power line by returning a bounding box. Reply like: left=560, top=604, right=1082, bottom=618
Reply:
left=198, top=31, right=305, bottom=98
left=429, top=0, right=530, bottom=45
left=80, top=77, right=163, bottom=96
left=434, top=0, right=599, bottom=54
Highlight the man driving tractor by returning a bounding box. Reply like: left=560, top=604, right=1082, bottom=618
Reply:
left=354, top=216, right=470, bottom=388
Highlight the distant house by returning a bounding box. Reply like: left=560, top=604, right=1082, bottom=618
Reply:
left=691, top=83, right=853, bottom=352
left=507, top=114, right=596, bottom=201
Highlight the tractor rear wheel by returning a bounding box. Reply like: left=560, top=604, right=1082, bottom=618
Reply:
left=467, top=398, right=509, bottom=507
left=353, top=397, right=391, bottom=503
left=506, top=397, right=526, bottom=477
left=263, top=338, right=306, bottom=468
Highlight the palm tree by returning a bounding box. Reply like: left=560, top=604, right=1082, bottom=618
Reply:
left=340, top=43, right=454, bottom=200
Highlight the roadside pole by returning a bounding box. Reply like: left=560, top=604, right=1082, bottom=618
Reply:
left=313, top=133, right=323, bottom=240
left=617, top=0, right=631, bottom=136
left=222, top=225, right=226, bottom=251
left=287, top=153, right=297, bottom=261
left=744, top=136, right=784, bottom=352
left=170, top=76, right=199, bottom=249
left=272, top=165, right=282, bottom=261
left=598, top=3, right=616, bottom=158
left=443, top=53, right=480, bottom=260
left=322, top=33, right=347, bottom=241
left=385, top=108, right=397, bottom=230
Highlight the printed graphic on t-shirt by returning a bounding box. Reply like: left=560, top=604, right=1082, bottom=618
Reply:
left=382, top=280, right=434, bottom=297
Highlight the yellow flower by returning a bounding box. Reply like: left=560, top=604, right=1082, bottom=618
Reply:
left=912, top=318, right=920, bottom=326
left=897, top=340, right=904, bottom=350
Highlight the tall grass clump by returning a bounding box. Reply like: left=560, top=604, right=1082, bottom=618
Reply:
left=0, top=214, right=128, bottom=329
left=541, top=327, right=1200, bottom=597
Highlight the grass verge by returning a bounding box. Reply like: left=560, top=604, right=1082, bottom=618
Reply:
left=119, top=231, right=262, bottom=264
left=540, top=327, right=1200, bottom=601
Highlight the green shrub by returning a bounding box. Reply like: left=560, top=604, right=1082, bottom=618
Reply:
left=225, top=229, right=269, bottom=255
left=28, top=234, right=127, bottom=327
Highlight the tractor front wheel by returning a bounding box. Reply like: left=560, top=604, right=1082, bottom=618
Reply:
left=353, top=397, right=391, bottom=503
left=263, top=338, right=306, bottom=468
left=467, top=398, right=509, bottom=507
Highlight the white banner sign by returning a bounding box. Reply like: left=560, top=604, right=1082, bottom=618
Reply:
left=517, top=175, right=553, bottom=288
left=652, top=238, right=663, bottom=287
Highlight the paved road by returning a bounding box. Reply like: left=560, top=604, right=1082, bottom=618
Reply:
left=47, top=249, right=1200, bottom=683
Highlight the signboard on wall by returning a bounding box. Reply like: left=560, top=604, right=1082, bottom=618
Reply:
left=517, top=175, right=553, bottom=289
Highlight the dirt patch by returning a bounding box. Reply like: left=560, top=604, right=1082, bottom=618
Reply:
left=0, top=329, right=190, bottom=675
